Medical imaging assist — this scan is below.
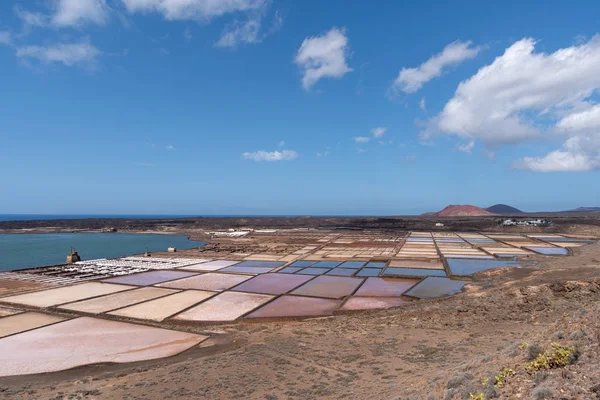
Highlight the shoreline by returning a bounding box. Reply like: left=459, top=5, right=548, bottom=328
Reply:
left=0, top=232, right=207, bottom=272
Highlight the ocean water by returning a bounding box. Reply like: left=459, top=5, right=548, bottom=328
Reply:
left=0, top=233, right=206, bottom=271
left=0, top=214, right=198, bottom=221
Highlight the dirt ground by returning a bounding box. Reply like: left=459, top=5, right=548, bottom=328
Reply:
left=1, top=229, right=599, bottom=399
left=2, top=214, right=600, bottom=235
left=0, top=280, right=51, bottom=297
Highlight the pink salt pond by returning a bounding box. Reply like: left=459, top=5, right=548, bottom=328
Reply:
left=231, top=273, right=313, bottom=295
left=156, top=273, right=251, bottom=291
left=291, top=276, right=364, bottom=299
left=173, top=291, right=273, bottom=322
left=246, top=295, right=341, bottom=319
left=0, top=317, right=207, bottom=377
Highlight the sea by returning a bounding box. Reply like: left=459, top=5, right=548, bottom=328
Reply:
left=0, top=232, right=206, bottom=271
left=0, top=214, right=200, bottom=221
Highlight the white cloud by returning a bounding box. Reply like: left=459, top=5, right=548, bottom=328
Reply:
left=215, top=13, right=261, bottom=48
left=16, top=40, right=100, bottom=67
left=278, top=141, right=285, bottom=148
left=215, top=7, right=282, bottom=49
left=269, top=10, right=283, bottom=33
left=556, top=104, right=600, bottom=132
left=14, top=7, right=49, bottom=28
left=242, top=149, right=298, bottom=161
left=53, top=0, right=108, bottom=27
left=0, top=31, right=11, bottom=45
left=515, top=151, right=596, bottom=172
left=437, top=37, right=600, bottom=145
left=392, top=40, right=480, bottom=94
left=420, top=97, right=426, bottom=111
left=431, top=36, right=600, bottom=172
left=370, top=127, right=387, bottom=138
left=354, top=136, right=370, bottom=143
left=166, top=144, right=175, bottom=150
left=458, top=140, right=475, bottom=153
left=358, top=148, right=367, bottom=153
left=295, top=27, right=352, bottom=90
left=514, top=136, right=600, bottom=172
left=15, top=0, right=108, bottom=28
left=121, top=0, right=266, bottom=21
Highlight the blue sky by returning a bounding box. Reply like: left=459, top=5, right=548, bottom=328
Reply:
left=1, top=0, right=599, bottom=215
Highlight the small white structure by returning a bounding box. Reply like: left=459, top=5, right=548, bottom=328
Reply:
left=502, top=219, right=551, bottom=227
left=168, top=247, right=177, bottom=252
left=435, top=222, right=444, bottom=227
left=208, top=231, right=250, bottom=238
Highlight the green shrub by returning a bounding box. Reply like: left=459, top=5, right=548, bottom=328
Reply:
left=525, top=343, right=577, bottom=371
left=470, top=393, right=486, bottom=400
left=495, top=368, right=515, bottom=388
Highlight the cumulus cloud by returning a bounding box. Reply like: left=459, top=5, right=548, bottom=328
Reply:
left=295, top=27, right=352, bottom=90
left=431, top=36, right=600, bottom=172
left=556, top=104, right=600, bottom=132
left=392, top=40, right=480, bottom=94
left=420, top=97, right=426, bottom=111
left=514, top=137, right=600, bottom=172
left=242, top=149, right=298, bottom=161
left=53, top=0, right=109, bottom=27
left=121, top=0, right=266, bottom=21
left=354, top=136, right=370, bottom=143
left=370, top=127, right=387, bottom=138
left=16, top=40, right=100, bottom=67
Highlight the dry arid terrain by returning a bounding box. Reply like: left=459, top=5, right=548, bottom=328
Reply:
left=1, top=217, right=599, bottom=399
left=2, top=214, right=600, bottom=235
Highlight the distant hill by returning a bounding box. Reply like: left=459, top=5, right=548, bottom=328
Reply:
left=485, top=204, right=523, bottom=214
left=568, top=207, right=600, bottom=212
left=434, top=205, right=495, bottom=217
left=420, top=212, right=436, bottom=216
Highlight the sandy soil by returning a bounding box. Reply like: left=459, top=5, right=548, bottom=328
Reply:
left=1, top=236, right=599, bottom=399
left=0, top=280, right=52, bottom=297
